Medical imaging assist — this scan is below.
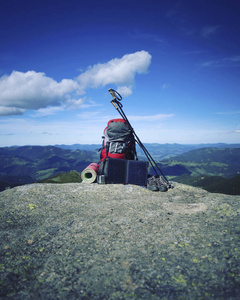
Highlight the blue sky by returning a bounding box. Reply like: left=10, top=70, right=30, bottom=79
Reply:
left=0, top=0, right=240, bottom=146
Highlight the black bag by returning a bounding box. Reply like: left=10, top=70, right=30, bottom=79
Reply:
left=98, top=157, right=148, bottom=186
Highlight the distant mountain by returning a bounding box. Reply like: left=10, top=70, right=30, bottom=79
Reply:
left=1, top=144, right=240, bottom=194
left=156, top=147, right=240, bottom=178
left=173, top=174, right=240, bottom=195
left=54, top=144, right=102, bottom=151
left=6, top=143, right=240, bottom=161
left=0, top=146, right=99, bottom=191
left=54, top=143, right=240, bottom=161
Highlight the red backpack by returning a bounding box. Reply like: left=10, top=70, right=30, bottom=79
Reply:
left=99, top=119, right=137, bottom=161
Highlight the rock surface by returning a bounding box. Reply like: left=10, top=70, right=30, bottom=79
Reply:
left=0, top=182, right=240, bottom=299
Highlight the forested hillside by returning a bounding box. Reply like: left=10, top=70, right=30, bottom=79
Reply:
left=0, top=146, right=98, bottom=191
left=157, top=147, right=240, bottom=178
left=1, top=145, right=240, bottom=194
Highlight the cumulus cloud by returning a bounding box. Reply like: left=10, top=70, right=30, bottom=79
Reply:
left=0, top=70, right=79, bottom=116
left=116, top=86, right=133, bottom=97
left=0, top=51, right=151, bottom=116
left=0, top=106, right=25, bottom=116
left=77, top=51, right=151, bottom=93
left=33, top=98, right=85, bottom=116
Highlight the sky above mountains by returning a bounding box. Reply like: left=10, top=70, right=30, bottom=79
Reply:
left=0, top=0, right=240, bottom=146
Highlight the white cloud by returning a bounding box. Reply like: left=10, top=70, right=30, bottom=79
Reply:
left=0, top=51, right=151, bottom=117
left=0, top=116, right=107, bottom=146
left=77, top=51, right=151, bottom=92
left=77, top=110, right=116, bottom=123
left=32, top=98, right=85, bottom=117
left=0, top=70, right=79, bottom=116
left=201, top=55, right=240, bottom=68
left=1, top=112, right=240, bottom=146
left=128, top=113, right=174, bottom=122
left=79, top=100, right=102, bottom=109
left=215, top=110, right=240, bottom=115
left=116, top=86, right=133, bottom=97
left=65, top=98, right=85, bottom=110
left=0, top=110, right=173, bottom=146
left=0, top=106, right=25, bottom=116
left=33, top=106, right=65, bottom=116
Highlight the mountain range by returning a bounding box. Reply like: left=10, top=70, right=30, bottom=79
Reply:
left=0, top=145, right=98, bottom=191
left=0, top=143, right=240, bottom=194
left=55, top=142, right=240, bottom=161
left=157, top=147, right=240, bottom=177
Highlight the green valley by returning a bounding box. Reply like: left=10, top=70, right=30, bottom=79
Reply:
left=1, top=144, right=240, bottom=194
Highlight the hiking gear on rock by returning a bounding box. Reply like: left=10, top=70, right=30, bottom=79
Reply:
left=108, top=88, right=170, bottom=188
left=99, top=118, right=137, bottom=161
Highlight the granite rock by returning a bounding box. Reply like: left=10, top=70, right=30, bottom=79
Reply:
left=0, top=182, right=240, bottom=299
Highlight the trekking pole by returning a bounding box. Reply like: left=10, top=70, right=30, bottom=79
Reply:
left=109, top=89, right=159, bottom=170
left=108, top=89, right=170, bottom=185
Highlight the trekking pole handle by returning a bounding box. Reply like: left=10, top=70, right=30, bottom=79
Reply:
left=111, top=100, right=118, bottom=110
left=109, top=88, right=117, bottom=100
left=108, top=88, right=122, bottom=101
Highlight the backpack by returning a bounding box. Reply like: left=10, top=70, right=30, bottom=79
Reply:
left=99, top=118, right=137, bottom=161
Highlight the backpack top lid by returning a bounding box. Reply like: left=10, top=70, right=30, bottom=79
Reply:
left=99, top=118, right=137, bottom=161
left=104, top=119, right=132, bottom=141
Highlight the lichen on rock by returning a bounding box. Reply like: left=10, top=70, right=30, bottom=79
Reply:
left=0, top=182, right=240, bottom=299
